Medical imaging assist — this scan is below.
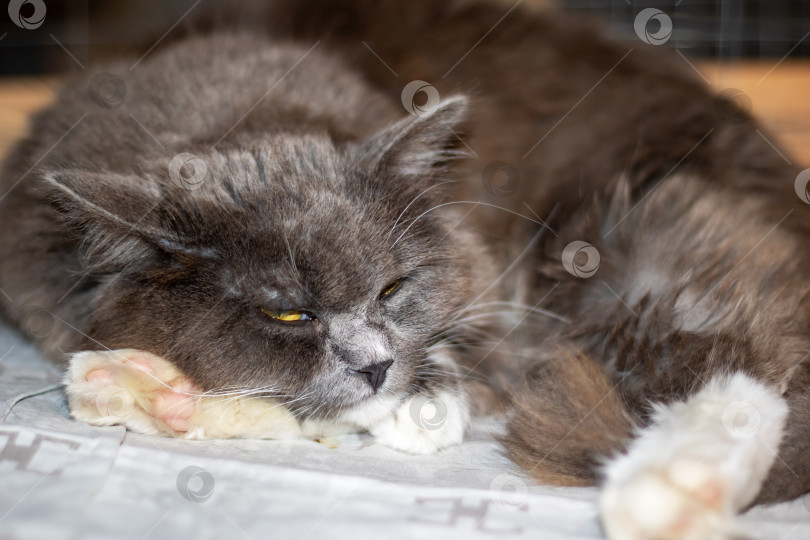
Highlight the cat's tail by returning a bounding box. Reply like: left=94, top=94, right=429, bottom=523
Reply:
left=500, top=347, right=637, bottom=486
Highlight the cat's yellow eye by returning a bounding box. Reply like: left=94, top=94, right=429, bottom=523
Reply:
left=262, top=309, right=312, bottom=322
left=380, top=280, right=401, bottom=298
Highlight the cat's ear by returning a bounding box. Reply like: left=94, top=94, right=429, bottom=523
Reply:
left=42, top=169, right=198, bottom=269
left=359, top=95, right=469, bottom=181
left=44, top=169, right=164, bottom=230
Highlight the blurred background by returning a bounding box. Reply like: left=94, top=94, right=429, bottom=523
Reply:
left=566, top=0, right=810, bottom=58
left=1, top=0, right=809, bottom=164
left=1, top=0, right=809, bottom=75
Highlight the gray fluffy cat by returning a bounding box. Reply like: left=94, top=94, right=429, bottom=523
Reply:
left=2, top=1, right=810, bottom=538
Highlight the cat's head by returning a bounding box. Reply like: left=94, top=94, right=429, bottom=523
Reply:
left=44, top=97, right=494, bottom=420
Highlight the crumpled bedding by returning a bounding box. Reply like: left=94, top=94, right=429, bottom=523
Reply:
left=1, top=323, right=808, bottom=540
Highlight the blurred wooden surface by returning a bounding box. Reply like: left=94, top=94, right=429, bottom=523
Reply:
left=699, top=61, right=810, bottom=166
left=0, top=77, right=59, bottom=158
left=1, top=61, right=809, bottom=165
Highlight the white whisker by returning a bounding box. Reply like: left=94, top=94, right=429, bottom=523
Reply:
left=389, top=200, right=544, bottom=251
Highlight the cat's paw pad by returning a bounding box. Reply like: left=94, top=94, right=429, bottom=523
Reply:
left=369, top=391, right=469, bottom=454
left=601, top=458, right=737, bottom=540
left=65, top=349, right=201, bottom=436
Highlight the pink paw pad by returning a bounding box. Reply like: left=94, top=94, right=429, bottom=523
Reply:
left=152, top=380, right=200, bottom=432
left=85, top=368, right=115, bottom=384
left=123, top=356, right=157, bottom=376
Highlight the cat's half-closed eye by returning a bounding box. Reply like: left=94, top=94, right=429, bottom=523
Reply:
left=379, top=278, right=403, bottom=298
left=260, top=309, right=316, bottom=323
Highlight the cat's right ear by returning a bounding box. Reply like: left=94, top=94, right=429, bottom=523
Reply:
left=43, top=169, right=163, bottom=230
left=41, top=169, right=192, bottom=270
left=358, top=95, right=470, bottom=184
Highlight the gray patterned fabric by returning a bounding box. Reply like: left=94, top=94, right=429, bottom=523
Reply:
left=1, top=323, right=808, bottom=539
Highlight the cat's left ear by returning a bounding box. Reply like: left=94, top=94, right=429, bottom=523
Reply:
left=358, top=95, right=469, bottom=182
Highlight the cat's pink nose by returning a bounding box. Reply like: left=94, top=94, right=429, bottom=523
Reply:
left=355, top=359, right=393, bottom=392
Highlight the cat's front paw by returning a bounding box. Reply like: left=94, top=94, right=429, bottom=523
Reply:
left=368, top=390, right=469, bottom=454
left=65, top=349, right=303, bottom=440
left=65, top=349, right=202, bottom=436
left=600, top=458, right=737, bottom=540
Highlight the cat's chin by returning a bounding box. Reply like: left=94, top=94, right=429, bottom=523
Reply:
left=333, top=393, right=404, bottom=429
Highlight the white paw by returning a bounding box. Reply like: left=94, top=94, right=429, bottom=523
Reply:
left=65, top=349, right=202, bottom=436
left=65, top=349, right=303, bottom=440
left=368, top=390, right=469, bottom=454
left=601, top=458, right=738, bottom=540
left=600, top=373, right=789, bottom=540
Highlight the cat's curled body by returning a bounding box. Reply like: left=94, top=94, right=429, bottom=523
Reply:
left=0, top=34, right=494, bottom=452
left=3, top=1, right=810, bottom=539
